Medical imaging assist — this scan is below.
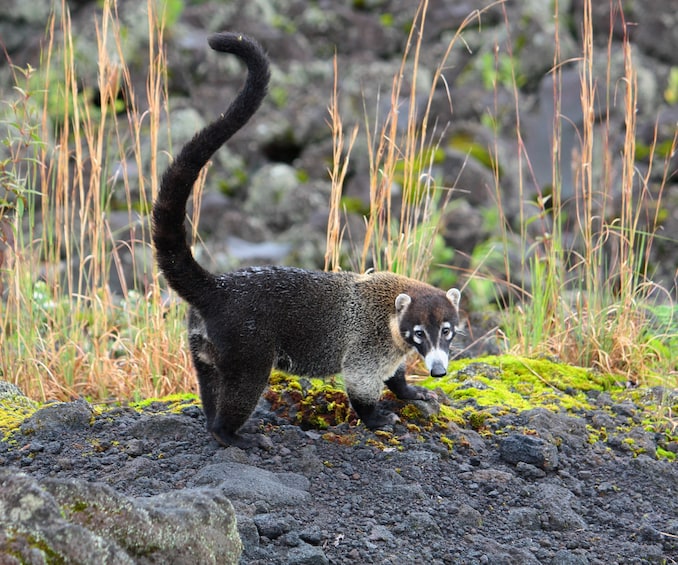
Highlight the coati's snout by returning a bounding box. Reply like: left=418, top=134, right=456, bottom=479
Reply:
left=396, top=288, right=461, bottom=378
left=425, top=348, right=449, bottom=378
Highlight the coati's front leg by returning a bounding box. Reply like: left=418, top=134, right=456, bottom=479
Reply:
left=349, top=396, right=401, bottom=429
left=385, top=366, right=437, bottom=402
left=343, top=364, right=400, bottom=429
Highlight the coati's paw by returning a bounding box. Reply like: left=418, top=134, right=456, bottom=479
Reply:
left=362, top=409, right=400, bottom=430
left=397, top=384, right=438, bottom=402
left=211, top=429, right=252, bottom=448
left=412, top=385, right=438, bottom=402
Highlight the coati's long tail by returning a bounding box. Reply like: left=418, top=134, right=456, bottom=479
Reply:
left=152, top=33, right=270, bottom=307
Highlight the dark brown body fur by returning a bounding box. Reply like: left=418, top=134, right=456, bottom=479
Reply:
left=152, top=33, right=461, bottom=446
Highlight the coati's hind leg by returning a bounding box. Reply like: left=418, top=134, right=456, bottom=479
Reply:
left=191, top=356, right=221, bottom=434
left=208, top=372, right=269, bottom=447
left=385, top=366, right=437, bottom=402
left=193, top=359, right=270, bottom=446
left=188, top=323, right=223, bottom=439
left=349, top=396, right=400, bottom=429
left=189, top=344, right=249, bottom=445
left=189, top=312, right=272, bottom=446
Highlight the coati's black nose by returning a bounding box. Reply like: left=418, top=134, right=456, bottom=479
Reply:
left=430, top=363, right=447, bottom=378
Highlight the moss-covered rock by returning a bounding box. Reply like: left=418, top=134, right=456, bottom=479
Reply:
left=0, top=381, right=39, bottom=441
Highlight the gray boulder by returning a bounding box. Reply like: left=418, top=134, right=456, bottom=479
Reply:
left=0, top=468, right=241, bottom=564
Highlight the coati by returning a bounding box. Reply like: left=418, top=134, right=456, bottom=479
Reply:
left=152, top=32, right=462, bottom=446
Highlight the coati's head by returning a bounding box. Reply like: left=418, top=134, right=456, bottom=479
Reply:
left=395, top=288, right=461, bottom=378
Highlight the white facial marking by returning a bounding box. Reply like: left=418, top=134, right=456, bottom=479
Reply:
left=424, top=348, right=449, bottom=373
left=440, top=321, right=455, bottom=340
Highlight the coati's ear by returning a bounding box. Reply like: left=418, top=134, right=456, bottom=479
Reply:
left=447, top=288, right=461, bottom=310
left=395, top=293, right=411, bottom=313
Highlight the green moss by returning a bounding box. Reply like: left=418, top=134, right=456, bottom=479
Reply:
left=635, top=138, right=676, bottom=161
left=297, top=379, right=353, bottom=429
left=128, top=393, right=200, bottom=414
left=622, top=436, right=648, bottom=457
left=340, top=196, right=370, bottom=216
left=440, top=435, right=455, bottom=452
left=269, top=85, right=289, bottom=109
left=399, top=404, right=424, bottom=422
left=379, top=13, right=394, bottom=27
left=0, top=390, right=39, bottom=441
left=270, top=371, right=303, bottom=391
left=587, top=424, right=608, bottom=444
left=421, top=355, right=621, bottom=416
left=159, top=0, right=185, bottom=29
left=68, top=500, right=90, bottom=513
left=663, top=67, right=678, bottom=104
left=217, top=167, right=249, bottom=196
left=392, top=146, right=445, bottom=190
left=467, top=410, right=492, bottom=431
left=417, top=355, right=677, bottom=455
left=271, top=14, right=297, bottom=34
left=6, top=533, right=67, bottom=564
left=3, top=355, right=671, bottom=462
left=449, top=133, right=502, bottom=175
left=434, top=405, right=466, bottom=427
left=656, top=447, right=676, bottom=461
left=264, top=371, right=354, bottom=430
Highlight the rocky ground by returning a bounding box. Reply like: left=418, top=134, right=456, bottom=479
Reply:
left=1, top=367, right=677, bottom=565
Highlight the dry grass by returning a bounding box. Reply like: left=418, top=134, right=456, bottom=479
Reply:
left=0, top=0, right=195, bottom=401
left=495, top=0, right=676, bottom=381
left=325, top=0, right=501, bottom=279
left=324, top=54, right=359, bottom=273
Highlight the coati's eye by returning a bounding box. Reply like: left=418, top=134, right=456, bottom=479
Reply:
left=442, top=327, right=455, bottom=339
left=414, top=330, right=425, bottom=339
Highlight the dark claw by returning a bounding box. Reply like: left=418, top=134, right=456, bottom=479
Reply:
left=399, top=384, right=437, bottom=402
